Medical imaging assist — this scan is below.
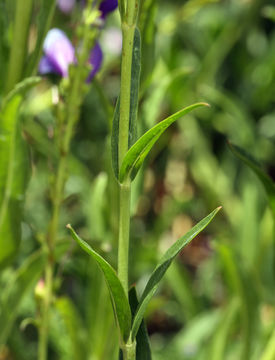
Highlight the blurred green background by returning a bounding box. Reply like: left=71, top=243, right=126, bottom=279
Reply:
left=0, top=0, right=275, bottom=359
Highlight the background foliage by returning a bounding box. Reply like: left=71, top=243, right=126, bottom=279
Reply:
left=0, top=0, right=275, bottom=359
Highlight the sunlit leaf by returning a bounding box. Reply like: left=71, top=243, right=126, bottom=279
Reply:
left=131, top=207, right=221, bottom=339
left=119, top=102, right=209, bottom=183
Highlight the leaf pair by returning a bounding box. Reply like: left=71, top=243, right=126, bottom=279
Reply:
left=67, top=207, right=221, bottom=347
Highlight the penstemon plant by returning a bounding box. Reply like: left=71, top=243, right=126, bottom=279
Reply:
left=65, top=0, right=221, bottom=359
left=0, top=0, right=223, bottom=359
left=2, top=1, right=275, bottom=359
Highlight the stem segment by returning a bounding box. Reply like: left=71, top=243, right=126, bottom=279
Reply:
left=117, top=19, right=136, bottom=296
left=118, top=182, right=131, bottom=293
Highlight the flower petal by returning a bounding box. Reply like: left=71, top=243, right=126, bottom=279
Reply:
left=99, top=0, right=118, bottom=18
left=87, top=42, right=103, bottom=82
left=39, top=55, right=57, bottom=75
left=57, top=0, right=75, bottom=14
left=43, top=28, right=75, bottom=77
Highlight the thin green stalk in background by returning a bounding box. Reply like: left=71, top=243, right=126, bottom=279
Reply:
left=37, top=3, right=99, bottom=359
left=5, top=0, right=34, bottom=93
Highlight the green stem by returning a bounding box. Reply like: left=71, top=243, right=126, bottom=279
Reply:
left=118, top=183, right=131, bottom=293
left=5, top=0, right=33, bottom=93
left=122, top=340, right=137, bottom=360
left=117, top=20, right=136, bottom=296
left=118, top=23, right=135, bottom=170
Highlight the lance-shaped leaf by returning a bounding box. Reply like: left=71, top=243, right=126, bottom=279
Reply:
left=119, top=286, right=151, bottom=360
left=228, top=142, right=275, bottom=216
left=129, top=287, right=152, bottom=360
left=131, top=207, right=221, bottom=340
left=0, top=77, right=41, bottom=267
left=67, top=225, right=132, bottom=342
left=111, top=27, right=141, bottom=179
left=119, top=102, right=209, bottom=183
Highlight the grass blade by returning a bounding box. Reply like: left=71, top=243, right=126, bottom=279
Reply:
left=67, top=225, right=132, bottom=342
left=131, top=207, right=221, bottom=339
left=119, top=102, right=209, bottom=183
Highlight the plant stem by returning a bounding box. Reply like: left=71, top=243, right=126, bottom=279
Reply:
left=122, top=340, right=137, bottom=360
left=118, top=182, right=131, bottom=293
left=5, top=0, right=33, bottom=93
left=117, top=20, right=136, bottom=295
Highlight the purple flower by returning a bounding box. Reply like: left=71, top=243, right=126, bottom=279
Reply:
left=39, top=29, right=75, bottom=78
left=87, top=42, right=103, bottom=82
left=99, top=0, right=118, bottom=18
left=39, top=28, right=103, bottom=81
left=57, top=0, right=75, bottom=14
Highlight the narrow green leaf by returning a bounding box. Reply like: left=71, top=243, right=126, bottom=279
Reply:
left=67, top=225, right=132, bottom=342
left=111, top=27, right=141, bottom=179
left=0, top=250, right=46, bottom=345
left=119, top=286, right=152, bottom=360
left=228, top=142, right=275, bottom=216
left=210, top=298, right=239, bottom=360
left=131, top=207, right=221, bottom=339
left=119, top=102, right=209, bottom=183
left=0, top=77, right=40, bottom=267
left=129, top=287, right=152, bottom=360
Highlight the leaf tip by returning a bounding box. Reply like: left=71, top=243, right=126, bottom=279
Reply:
left=66, top=224, right=72, bottom=230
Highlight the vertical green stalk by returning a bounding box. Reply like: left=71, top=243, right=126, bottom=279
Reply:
left=37, top=4, right=99, bottom=359
left=118, top=182, right=131, bottom=293
left=117, top=2, right=139, bottom=359
left=5, top=0, right=33, bottom=93
left=117, top=0, right=139, bottom=296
